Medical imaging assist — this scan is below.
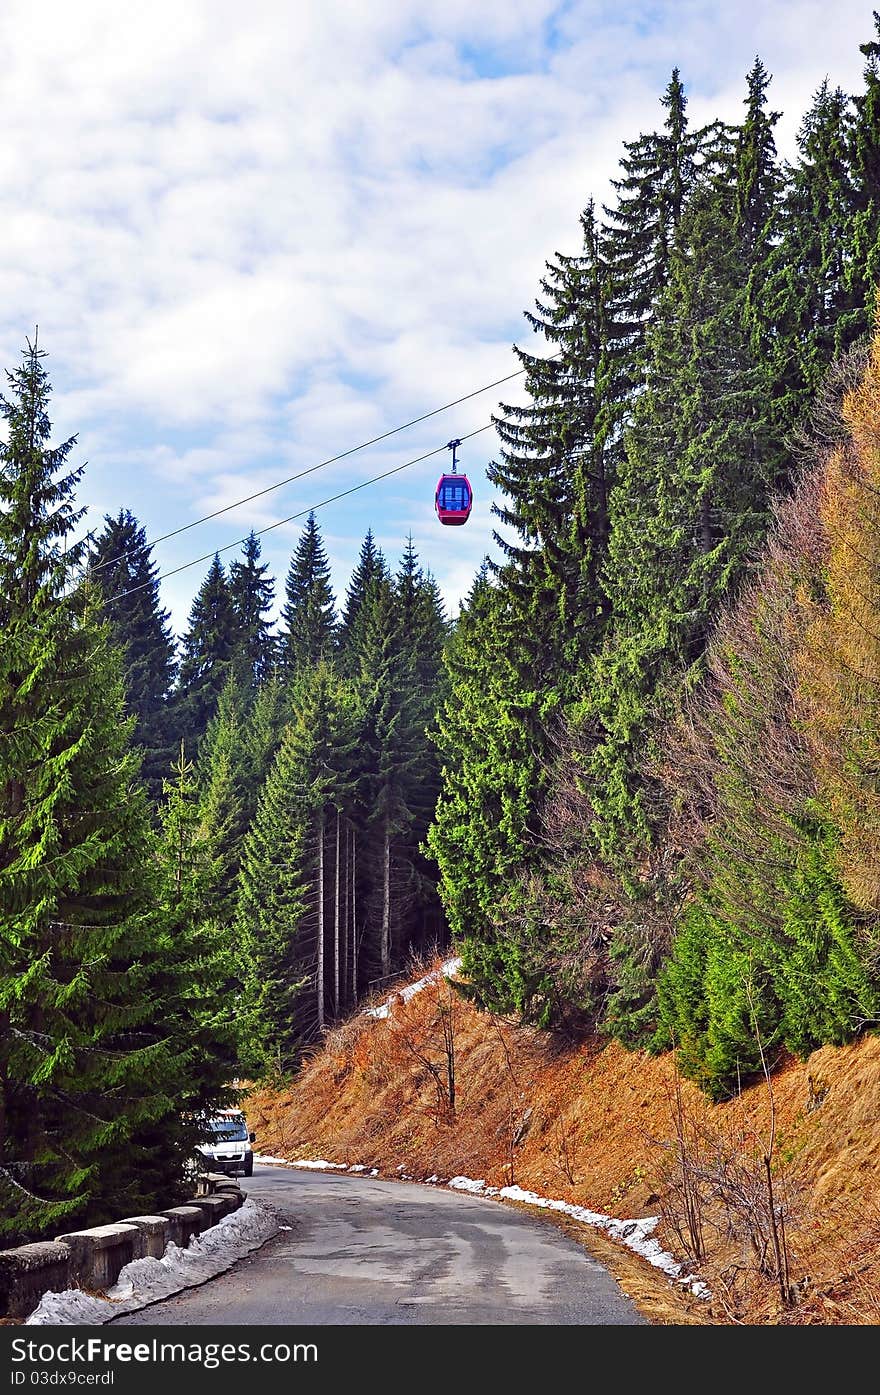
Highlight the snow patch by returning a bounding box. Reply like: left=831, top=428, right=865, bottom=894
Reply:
left=288, top=1159, right=346, bottom=1170
left=448, top=1175, right=488, bottom=1194
left=25, top=1199, right=280, bottom=1326
left=366, top=957, right=463, bottom=1020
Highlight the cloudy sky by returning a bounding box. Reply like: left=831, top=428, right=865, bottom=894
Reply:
left=0, top=0, right=873, bottom=632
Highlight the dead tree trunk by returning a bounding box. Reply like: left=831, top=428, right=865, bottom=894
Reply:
left=381, top=822, right=391, bottom=978
left=350, top=826, right=358, bottom=1005
left=316, top=805, right=325, bottom=1032
left=341, top=818, right=349, bottom=1013
left=334, top=808, right=341, bottom=1017
left=700, top=491, right=712, bottom=554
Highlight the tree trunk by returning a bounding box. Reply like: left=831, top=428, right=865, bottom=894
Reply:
left=381, top=821, right=391, bottom=979
left=0, top=1017, right=8, bottom=1163
left=334, top=809, right=341, bottom=1017
left=341, top=818, right=349, bottom=1013
left=699, top=490, right=712, bottom=555
left=351, top=826, right=358, bottom=1005
left=317, top=806, right=325, bottom=1032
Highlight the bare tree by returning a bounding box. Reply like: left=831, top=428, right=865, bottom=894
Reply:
left=334, top=808, right=341, bottom=1015
left=386, top=969, right=459, bottom=1123
left=316, top=807, right=325, bottom=1031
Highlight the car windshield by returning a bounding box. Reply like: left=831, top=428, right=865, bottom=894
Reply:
left=208, top=1117, right=248, bottom=1142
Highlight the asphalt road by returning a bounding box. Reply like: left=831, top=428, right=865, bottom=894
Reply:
left=112, top=1163, right=645, bottom=1326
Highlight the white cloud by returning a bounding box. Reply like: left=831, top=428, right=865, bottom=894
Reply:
left=0, top=0, right=873, bottom=628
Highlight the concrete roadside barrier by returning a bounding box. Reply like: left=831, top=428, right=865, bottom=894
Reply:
left=0, top=1242, right=73, bottom=1321
left=185, top=1194, right=235, bottom=1224
left=0, top=1177, right=245, bottom=1320
left=55, top=1223, right=141, bottom=1289
left=160, top=1203, right=210, bottom=1245
left=120, top=1215, right=172, bottom=1259
left=196, top=1171, right=237, bottom=1194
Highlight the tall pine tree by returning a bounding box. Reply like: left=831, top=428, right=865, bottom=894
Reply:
left=280, top=513, right=337, bottom=679
left=338, top=529, right=389, bottom=677
left=229, top=531, right=276, bottom=688
left=428, top=567, right=544, bottom=1014
left=842, top=12, right=880, bottom=343
left=0, top=339, right=190, bottom=1239
left=758, top=81, right=857, bottom=442
left=393, top=539, right=448, bottom=953
left=236, top=663, right=357, bottom=1070
left=175, top=553, right=238, bottom=754
left=89, top=509, right=177, bottom=802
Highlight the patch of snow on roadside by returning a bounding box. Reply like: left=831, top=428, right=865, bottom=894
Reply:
left=253, top=1154, right=289, bottom=1164
left=366, top=957, right=463, bottom=1020
left=289, top=1159, right=346, bottom=1170
left=497, top=1182, right=709, bottom=1298
left=448, top=1175, right=488, bottom=1194
left=25, top=1199, right=280, bottom=1326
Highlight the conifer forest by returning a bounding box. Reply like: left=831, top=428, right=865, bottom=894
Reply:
left=5, top=21, right=880, bottom=1243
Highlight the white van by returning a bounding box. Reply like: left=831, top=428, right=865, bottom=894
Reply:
left=195, top=1109, right=256, bottom=1177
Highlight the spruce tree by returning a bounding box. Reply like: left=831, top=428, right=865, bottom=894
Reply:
left=89, top=509, right=177, bottom=802
left=604, top=69, right=701, bottom=317
left=758, top=82, right=857, bottom=440
left=236, top=727, right=310, bottom=1077
left=236, top=663, right=357, bottom=1070
left=175, top=553, right=238, bottom=754
left=242, top=675, right=287, bottom=814
left=393, top=539, right=448, bottom=952
left=352, top=572, right=421, bottom=980
left=735, top=58, right=783, bottom=267
left=229, top=530, right=276, bottom=687
left=338, top=529, right=389, bottom=676
left=197, top=672, right=249, bottom=932
left=0, top=339, right=185, bottom=1239
left=280, top=512, right=337, bottom=678
left=599, top=68, right=712, bottom=475
left=588, top=62, right=782, bottom=863
left=428, top=567, right=543, bottom=1013
left=435, top=204, right=615, bottom=1013
left=842, top=12, right=880, bottom=342
left=490, top=198, right=611, bottom=684
left=149, top=751, right=239, bottom=1177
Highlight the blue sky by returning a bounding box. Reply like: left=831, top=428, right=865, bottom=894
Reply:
left=0, top=0, right=873, bottom=633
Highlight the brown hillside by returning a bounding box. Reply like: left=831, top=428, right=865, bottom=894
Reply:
left=246, top=958, right=880, bottom=1326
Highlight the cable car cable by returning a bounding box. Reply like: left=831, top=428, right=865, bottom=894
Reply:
left=89, top=362, right=549, bottom=576
left=111, top=422, right=495, bottom=602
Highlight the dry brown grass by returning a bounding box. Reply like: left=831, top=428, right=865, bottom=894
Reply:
left=245, top=956, right=880, bottom=1326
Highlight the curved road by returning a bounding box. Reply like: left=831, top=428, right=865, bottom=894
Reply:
left=112, top=1164, right=645, bottom=1326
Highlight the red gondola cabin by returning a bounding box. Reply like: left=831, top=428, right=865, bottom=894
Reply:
left=435, top=438, right=472, bottom=525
